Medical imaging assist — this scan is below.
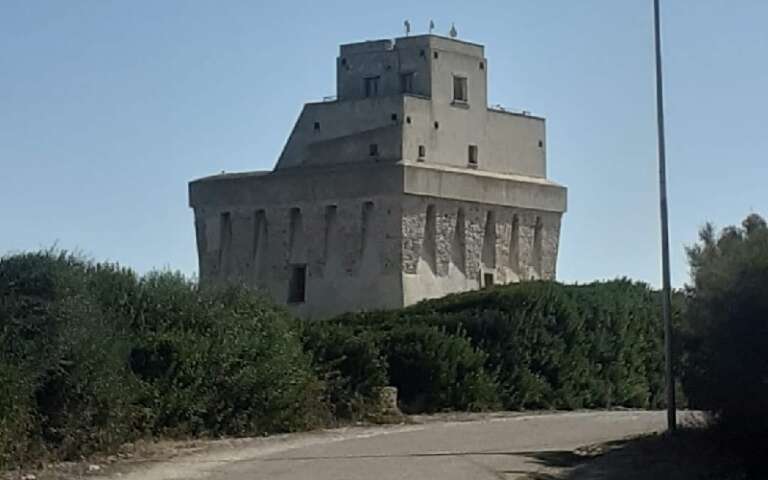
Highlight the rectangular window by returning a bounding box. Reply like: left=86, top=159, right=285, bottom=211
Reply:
left=418, top=145, right=426, bottom=161
left=483, top=272, right=495, bottom=288
left=288, top=264, right=307, bottom=303
left=400, top=72, right=414, bottom=93
left=453, top=75, right=468, bottom=102
left=364, top=76, right=380, bottom=97
left=468, top=144, right=478, bottom=167
left=369, top=143, right=379, bottom=156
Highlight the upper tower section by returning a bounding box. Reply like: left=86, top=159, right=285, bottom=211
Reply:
left=275, top=34, right=548, bottom=179
left=336, top=35, right=487, bottom=106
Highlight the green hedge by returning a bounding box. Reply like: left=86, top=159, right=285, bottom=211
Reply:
left=299, top=322, right=388, bottom=420
left=384, top=324, right=500, bottom=413
left=0, top=251, right=326, bottom=467
left=323, top=279, right=675, bottom=411
left=0, top=250, right=678, bottom=468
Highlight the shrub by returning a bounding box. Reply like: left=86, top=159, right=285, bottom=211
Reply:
left=682, top=214, right=768, bottom=434
left=127, top=272, right=328, bottom=436
left=384, top=324, right=500, bottom=413
left=0, top=251, right=141, bottom=464
left=0, top=251, right=327, bottom=467
left=300, top=320, right=388, bottom=420
left=333, top=279, right=671, bottom=411
left=0, top=248, right=682, bottom=467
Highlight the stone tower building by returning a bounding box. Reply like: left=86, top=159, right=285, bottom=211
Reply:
left=189, top=34, right=567, bottom=319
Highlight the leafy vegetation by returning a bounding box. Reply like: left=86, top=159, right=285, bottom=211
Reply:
left=319, top=279, right=673, bottom=412
left=0, top=251, right=325, bottom=467
left=681, top=213, right=768, bottom=475
left=0, top=244, right=709, bottom=469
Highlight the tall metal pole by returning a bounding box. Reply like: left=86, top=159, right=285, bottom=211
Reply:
left=652, top=0, right=677, bottom=433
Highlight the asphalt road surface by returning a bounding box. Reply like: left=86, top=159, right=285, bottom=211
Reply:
left=110, top=411, right=680, bottom=480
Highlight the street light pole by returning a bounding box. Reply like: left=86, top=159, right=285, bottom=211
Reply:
left=652, top=0, right=677, bottom=433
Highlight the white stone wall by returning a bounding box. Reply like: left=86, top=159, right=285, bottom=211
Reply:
left=195, top=195, right=404, bottom=319
left=195, top=192, right=562, bottom=317
left=401, top=195, right=562, bottom=306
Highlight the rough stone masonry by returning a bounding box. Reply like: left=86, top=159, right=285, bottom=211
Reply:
left=189, top=34, right=567, bottom=319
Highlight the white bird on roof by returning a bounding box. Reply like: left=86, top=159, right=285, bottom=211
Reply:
left=449, top=22, right=458, bottom=38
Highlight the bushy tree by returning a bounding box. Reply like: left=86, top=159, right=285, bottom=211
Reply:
left=129, top=274, right=326, bottom=436
left=385, top=324, right=500, bottom=413
left=682, top=213, right=768, bottom=433
left=0, top=251, right=327, bottom=467
left=0, top=252, right=141, bottom=463
left=299, top=321, right=388, bottom=420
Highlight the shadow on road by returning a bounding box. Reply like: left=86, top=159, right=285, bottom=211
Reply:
left=525, top=429, right=756, bottom=480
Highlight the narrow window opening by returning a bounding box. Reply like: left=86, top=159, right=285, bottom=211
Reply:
left=219, top=212, right=232, bottom=275
left=253, top=209, right=267, bottom=264
left=391, top=113, right=398, bottom=122
left=453, top=76, right=468, bottom=102
left=538, top=140, right=544, bottom=148
left=323, top=205, right=337, bottom=262
left=288, top=264, right=307, bottom=303
left=468, top=145, right=478, bottom=167
left=361, top=201, right=374, bottom=258
left=483, top=273, right=495, bottom=288
left=481, top=210, right=496, bottom=269
left=400, top=72, right=414, bottom=93
left=479, top=61, right=485, bottom=70
left=418, top=145, right=426, bottom=161
left=364, top=76, right=380, bottom=97
left=433, top=51, right=439, bottom=59
left=451, top=208, right=466, bottom=274
left=406, top=116, right=412, bottom=124
left=369, top=143, right=379, bottom=157
left=422, top=204, right=437, bottom=274
left=420, top=49, right=426, bottom=57
left=341, top=58, right=347, bottom=66
left=533, top=216, right=543, bottom=277
left=509, top=214, right=520, bottom=274
left=434, top=121, right=440, bottom=130
left=288, top=207, right=303, bottom=262
left=313, top=121, right=320, bottom=131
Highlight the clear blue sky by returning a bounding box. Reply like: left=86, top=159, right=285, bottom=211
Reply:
left=2, top=1, right=766, bottom=288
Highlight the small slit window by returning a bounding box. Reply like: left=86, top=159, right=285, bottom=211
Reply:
left=434, top=121, right=440, bottom=130
left=369, top=144, right=379, bottom=157
left=406, top=116, right=412, bottom=124
left=479, top=61, right=485, bottom=70
left=288, top=264, right=307, bottom=303
left=418, top=145, right=426, bottom=161
left=453, top=76, right=468, bottom=102
left=400, top=72, right=414, bottom=93
left=313, top=121, right=320, bottom=131
left=433, top=51, right=439, bottom=59
left=391, top=113, right=398, bottom=122
left=468, top=145, right=478, bottom=167
left=364, top=76, right=380, bottom=97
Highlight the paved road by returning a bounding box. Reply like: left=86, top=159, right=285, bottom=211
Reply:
left=114, top=411, right=679, bottom=480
